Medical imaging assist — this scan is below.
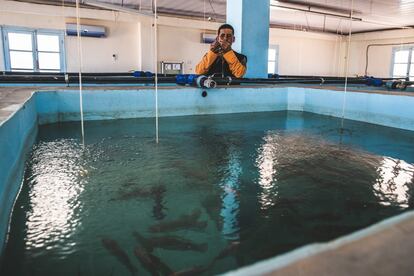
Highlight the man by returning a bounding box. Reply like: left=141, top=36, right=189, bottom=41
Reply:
left=196, top=24, right=247, bottom=78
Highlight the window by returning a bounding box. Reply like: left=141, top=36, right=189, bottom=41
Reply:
left=268, top=45, right=279, bottom=74
left=391, top=46, right=414, bottom=80
left=2, top=27, right=65, bottom=72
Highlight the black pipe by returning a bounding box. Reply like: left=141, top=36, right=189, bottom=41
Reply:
left=2, top=74, right=409, bottom=86
left=0, top=75, right=176, bottom=84
left=0, top=75, right=365, bottom=85
left=0, top=72, right=405, bottom=83
left=274, top=75, right=406, bottom=81
left=0, top=71, right=176, bottom=77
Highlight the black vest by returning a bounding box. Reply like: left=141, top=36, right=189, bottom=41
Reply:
left=206, top=51, right=247, bottom=78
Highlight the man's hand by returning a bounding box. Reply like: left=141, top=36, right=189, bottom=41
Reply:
left=210, top=40, right=222, bottom=54
left=220, top=39, right=232, bottom=54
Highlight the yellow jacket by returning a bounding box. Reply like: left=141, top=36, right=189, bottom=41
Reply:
left=195, top=50, right=247, bottom=78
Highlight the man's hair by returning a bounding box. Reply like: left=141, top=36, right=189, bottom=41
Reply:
left=217, top=24, right=234, bottom=35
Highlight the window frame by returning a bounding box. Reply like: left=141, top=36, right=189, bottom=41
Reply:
left=268, top=45, right=279, bottom=75
left=2, top=26, right=66, bottom=72
left=391, top=46, right=413, bottom=80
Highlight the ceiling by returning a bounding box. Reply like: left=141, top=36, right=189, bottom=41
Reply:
left=12, top=0, right=414, bottom=34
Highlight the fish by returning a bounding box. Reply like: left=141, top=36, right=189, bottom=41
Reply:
left=149, top=209, right=207, bottom=233
left=131, top=237, right=173, bottom=276
left=170, top=265, right=209, bottom=276
left=133, top=246, right=159, bottom=276
left=110, top=187, right=152, bottom=201
left=150, top=220, right=207, bottom=233
left=310, top=224, right=359, bottom=240
left=101, top=238, right=137, bottom=276
left=152, top=186, right=167, bottom=220
left=172, top=160, right=210, bottom=182
left=201, top=195, right=222, bottom=230
left=146, top=236, right=208, bottom=252
left=214, top=241, right=240, bottom=261
left=146, top=253, right=173, bottom=276
left=111, top=185, right=166, bottom=201
left=132, top=231, right=154, bottom=252
left=305, top=212, right=342, bottom=222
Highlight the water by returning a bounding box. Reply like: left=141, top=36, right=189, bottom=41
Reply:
left=1, top=111, right=414, bottom=276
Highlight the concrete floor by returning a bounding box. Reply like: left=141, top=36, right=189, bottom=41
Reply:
left=0, top=87, right=35, bottom=123
left=268, top=215, right=414, bottom=276
left=1, top=86, right=414, bottom=276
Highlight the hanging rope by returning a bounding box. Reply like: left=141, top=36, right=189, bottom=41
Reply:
left=203, top=0, right=206, bottom=37
left=340, top=0, right=354, bottom=131
left=154, top=0, right=159, bottom=144
left=75, top=0, right=85, bottom=145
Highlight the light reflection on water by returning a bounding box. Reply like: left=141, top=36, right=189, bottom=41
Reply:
left=218, top=144, right=241, bottom=240
left=254, top=132, right=414, bottom=212
left=256, top=133, right=280, bottom=211
left=374, top=157, right=414, bottom=208
left=25, top=139, right=86, bottom=256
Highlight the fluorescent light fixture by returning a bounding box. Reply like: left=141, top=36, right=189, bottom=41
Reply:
left=82, top=0, right=153, bottom=17
left=270, top=3, right=362, bottom=21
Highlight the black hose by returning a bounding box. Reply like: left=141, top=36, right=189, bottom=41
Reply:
left=0, top=74, right=394, bottom=86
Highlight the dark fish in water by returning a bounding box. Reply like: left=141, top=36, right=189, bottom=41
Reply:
left=123, top=181, right=136, bottom=188
left=101, top=238, right=137, bottom=276
left=171, top=265, right=209, bottom=276
left=149, top=209, right=206, bottom=233
left=111, top=185, right=166, bottom=201
left=146, top=236, right=208, bottom=252
left=214, top=241, right=240, bottom=260
left=201, top=195, right=222, bottom=230
left=133, top=246, right=159, bottom=276
left=150, top=220, right=207, bottom=233
left=310, top=224, right=359, bottom=240
left=152, top=186, right=167, bottom=220
left=172, top=160, right=210, bottom=182
left=147, top=253, right=173, bottom=276
left=185, top=209, right=202, bottom=220
left=110, top=187, right=152, bottom=201
left=305, top=212, right=342, bottom=222
left=132, top=231, right=154, bottom=252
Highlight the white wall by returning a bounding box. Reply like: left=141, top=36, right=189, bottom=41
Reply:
left=7, top=0, right=406, bottom=77
left=345, top=29, right=414, bottom=78
left=0, top=0, right=142, bottom=72
left=65, top=19, right=141, bottom=72
left=0, top=0, right=223, bottom=73
left=156, top=16, right=221, bottom=73
left=269, top=28, right=343, bottom=76
left=157, top=25, right=211, bottom=73
left=160, top=26, right=344, bottom=75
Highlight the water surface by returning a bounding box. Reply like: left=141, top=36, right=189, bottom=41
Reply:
left=1, top=111, right=414, bottom=275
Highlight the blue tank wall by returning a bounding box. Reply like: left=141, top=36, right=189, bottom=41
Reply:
left=36, top=87, right=289, bottom=124
left=0, top=95, right=37, bottom=254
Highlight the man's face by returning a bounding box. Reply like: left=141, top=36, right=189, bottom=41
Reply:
left=218, top=28, right=234, bottom=45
